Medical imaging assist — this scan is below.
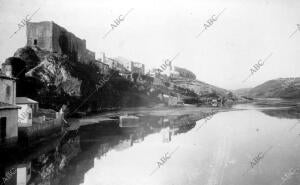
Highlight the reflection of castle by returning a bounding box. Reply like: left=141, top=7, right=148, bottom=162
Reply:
left=0, top=114, right=199, bottom=185
left=26, top=21, right=95, bottom=63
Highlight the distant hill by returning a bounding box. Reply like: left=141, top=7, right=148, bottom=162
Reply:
left=233, top=88, right=251, bottom=97
left=235, top=78, right=300, bottom=99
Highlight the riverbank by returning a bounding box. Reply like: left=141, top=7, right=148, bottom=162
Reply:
left=66, top=105, right=233, bottom=130
left=0, top=105, right=230, bottom=165
left=1, top=99, right=299, bottom=185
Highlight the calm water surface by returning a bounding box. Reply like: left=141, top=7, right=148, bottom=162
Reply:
left=1, top=100, right=300, bottom=185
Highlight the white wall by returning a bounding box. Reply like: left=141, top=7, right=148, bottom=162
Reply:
left=17, top=162, right=31, bottom=185
left=18, top=104, right=32, bottom=127
left=0, top=109, right=18, bottom=140
left=0, top=78, right=16, bottom=105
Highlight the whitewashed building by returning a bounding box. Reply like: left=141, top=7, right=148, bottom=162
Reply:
left=16, top=97, right=39, bottom=127
left=0, top=74, right=19, bottom=144
left=16, top=97, right=38, bottom=114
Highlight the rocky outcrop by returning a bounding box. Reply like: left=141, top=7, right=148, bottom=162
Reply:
left=13, top=46, right=40, bottom=71
left=174, top=66, right=196, bottom=80
left=26, top=54, right=82, bottom=97
left=7, top=45, right=238, bottom=114
left=8, top=46, right=162, bottom=113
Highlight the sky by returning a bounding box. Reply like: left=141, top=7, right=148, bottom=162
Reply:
left=0, top=0, right=299, bottom=90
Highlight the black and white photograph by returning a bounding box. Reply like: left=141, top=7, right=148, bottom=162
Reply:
left=0, top=0, right=300, bottom=184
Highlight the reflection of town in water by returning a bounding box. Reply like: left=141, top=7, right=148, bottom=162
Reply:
left=0, top=114, right=197, bottom=185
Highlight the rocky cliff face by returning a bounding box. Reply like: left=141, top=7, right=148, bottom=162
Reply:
left=26, top=53, right=82, bottom=97
left=14, top=46, right=40, bottom=70
left=7, top=46, right=236, bottom=114
left=9, top=46, right=161, bottom=113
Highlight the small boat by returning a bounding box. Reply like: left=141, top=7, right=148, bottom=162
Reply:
left=119, top=115, right=139, bottom=128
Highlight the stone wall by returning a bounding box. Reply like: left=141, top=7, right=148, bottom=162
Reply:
left=27, top=21, right=95, bottom=63
left=27, top=22, right=53, bottom=51
left=85, top=49, right=96, bottom=63
left=18, top=115, right=62, bottom=142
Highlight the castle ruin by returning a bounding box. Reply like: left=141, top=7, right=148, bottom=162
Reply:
left=26, top=21, right=95, bottom=63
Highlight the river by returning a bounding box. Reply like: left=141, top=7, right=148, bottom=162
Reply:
left=1, top=99, right=300, bottom=185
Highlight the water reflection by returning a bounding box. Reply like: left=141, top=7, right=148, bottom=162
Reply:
left=2, top=101, right=300, bottom=185
left=0, top=114, right=198, bottom=185
left=261, top=108, right=300, bottom=120
left=17, top=162, right=31, bottom=185
left=0, top=129, right=80, bottom=185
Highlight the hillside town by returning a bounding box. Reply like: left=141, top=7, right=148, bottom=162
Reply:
left=1, top=1, right=300, bottom=185
left=0, top=21, right=235, bottom=185
left=0, top=20, right=236, bottom=149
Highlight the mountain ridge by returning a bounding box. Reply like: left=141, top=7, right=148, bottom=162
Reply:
left=234, top=77, right=300, bottom=99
